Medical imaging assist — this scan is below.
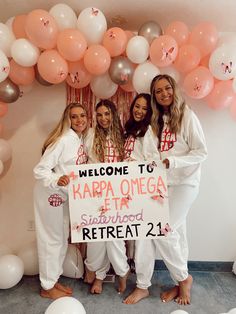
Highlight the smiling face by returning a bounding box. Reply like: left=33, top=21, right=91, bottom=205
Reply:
left=70, top=107, right=88, bottom=135
left=154, top=78, right=174, bottom=110
left=96, top=105, right=112, bottom=129
left=132, top=97, right=148, bottom=122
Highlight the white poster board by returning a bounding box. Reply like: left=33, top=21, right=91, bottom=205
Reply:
left=68, top=160, right=170, bottom=243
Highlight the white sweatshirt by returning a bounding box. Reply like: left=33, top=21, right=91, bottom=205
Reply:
left=34, top=128, right=88, bottom=189
left=150, top=106, right=207, bottom=186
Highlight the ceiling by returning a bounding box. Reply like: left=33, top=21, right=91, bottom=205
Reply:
left=0, top=0, right=236, bottom=33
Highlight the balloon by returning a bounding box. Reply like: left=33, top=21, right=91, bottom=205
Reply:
left=90, top=72, right=118, bottom=99
left=0, top=102, right=8, bottom=117
left=150, top=35, right=178, bottom=67
left=183, top=66, right=214, bottom=99
left=77, top=7, right=107, bottom=46
left=11, top=38, right=40, bottom=67
left=5, top=16, right=15, bottom=31
left=132, top=61, right=160, bottom=93
left=124, top=30, right=135, bottom=42
left=138, top=20, right=162, bottom=44
left=229, top=99, right=236, bottom=121
left=209, top=43, right=236, bottom=80
left=63, top=244, right=84, bottom=279
left=17, top=242, right=39, bottom=276
left=0, top=254, right=24, bottom=289
left=170, top=311, right=189, bottom=314
left=205, top=80, right=235, bottom=110
left=35, top=65, right=53, bottom=86
left=49, top=3, right=77, bottom=31
left=0, top=160, right=4, bottom=175
left=57, top=29, right=87, bottom=62
left=0, top=78, right=20, bottom=103
left=66, top=60, right=91, bottom=89
left=174, top=44, right=201, bottom=73
left=9, top=59, right=35, bottom=86
left=83, top=44, right=111, bottom=75
left=25, top=9, right=58, bottom=49
left=126, top=35, right=149, bottom=64
left=229, top=310, right=236, bottom=314
left=0, top=243, right=13, bottom=257
left=37, top=49, right=68, bottom=84
left=0, top=50, right=10, bottom=83
left=0, top=138, right=12, bottom=162
left=12, top=15, right=27, bottom=39
left=165, top=21, right=189, bottom=47
left=0, top=22, right=15, bottom=57
left=160, top=66, right=180, bottom=83
left=19, top=84, right=33, bottom=97
left=45, top=297, right=86, bottom=314
left=102, top=27, right=127, bottom=57
left=189, top=22, right=218, bottom=58
left=109, top=56, right=134, bottom=85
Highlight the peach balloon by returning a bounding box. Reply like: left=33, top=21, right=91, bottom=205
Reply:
left=25, top=9, right=58, bottom=49
left=37, top=49, right=68, bottom=84
left=205, top=80, right=235, bottom=110
left=165, top=21, right=189, bottom=47
left=150, top=35, right=178, bottom=67
left=0, top=102, right=8, bottom=117
left=57, top=29, right=87, bottom=62
left=12, top=15, right=27, bottom=39
left=174, top=44, right=201, bottom=73
left=9, top=59, right=35, bottom=86
left=83, top=44, right=111, bottom=75
left=66, top=60, right=91, bottom=89
left=102, top=27, right=127, bottom=57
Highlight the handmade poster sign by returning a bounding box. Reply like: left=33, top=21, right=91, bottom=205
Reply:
left=68, top=160, right=170, bottom=243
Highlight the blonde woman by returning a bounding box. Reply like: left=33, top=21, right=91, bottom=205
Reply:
left=34, top=103, right=89, bottom=299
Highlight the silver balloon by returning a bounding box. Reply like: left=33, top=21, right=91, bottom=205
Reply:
left=0, top=78, right=20, bottom=103
left=109, top=56, right=134, bottom=85
left=138, top=21, right=163, bottom=44
left=35, top=65, right=53, bottom=86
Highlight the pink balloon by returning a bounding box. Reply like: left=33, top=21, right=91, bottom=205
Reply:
left=9, top=59, right=35, bottom=86
left=0, top=102, right=8, bottom=117
left=37, top=50, right=68, bottom=84
left=200, top=54, right=210, bottom=68
left=150, top=35, right=178, bottom=67
left=174, top=44, right=201, bottom=73
left=183, top=66, right=214, bottom=99
left=57, top=29, right=87, bottom=62
left=66, top=60, right=91, bottom=89
left=102, top=27, right=127, bottom=57
left=229, top=97, right=236, bottom=121
left=25, top=9, right=58, bottom=49
left=205, top=80, right=235, bottom=110
left=12, top=15, right=28, bottom=39
left=189, top=22, right=218, bottom=58
left=83, top=45, right=111, bottom=75
left=165, top=21, right=189, bottom=47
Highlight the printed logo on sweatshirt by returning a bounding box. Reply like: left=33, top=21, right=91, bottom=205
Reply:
left=124, top=137, right=135, bottom=159
left=160, top=127, right=176, bottom=152
left=48, top=194, right=65, bottom=207
left=104, top=139, right=120, bottom=163
left=76, top=144, right=88, bottom=165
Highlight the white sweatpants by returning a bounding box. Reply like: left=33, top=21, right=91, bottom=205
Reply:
left=34, top=181, right=69, bottom=290
left=85, top=240, right=130, bottom=280
left=135, top=184, right=199, bottom=289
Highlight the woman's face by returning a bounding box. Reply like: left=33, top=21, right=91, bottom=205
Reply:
left=96, top=105, right=112, bottom=129
left=154, top=78, right=174, bottom=109
left=70, top=107, right=88, bottom=135
left=132, top=97, right=148, bottom=122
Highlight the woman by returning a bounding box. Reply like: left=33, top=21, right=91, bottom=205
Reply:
left=34, top=103, right=89, bottom=299
left=84, top=99, right=130, bottom=295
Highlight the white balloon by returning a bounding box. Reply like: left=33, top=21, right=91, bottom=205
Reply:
left=0, top=49, right=10, bottom=83
left=90, top=72, right=118, bottom=99
left=63, top=244, right=84, bottom=279
left=0, top=22, right=15, bottom=57
left=17, top=242, right=39, bottom=276
left=0, top=160, right=4, bottom=175
left=5, top=16, right=15, bottom=32
left=0, top=139, right=12, bottom=162
left=0, top=254, right=24, bottom=289
left=160, top=66, right=180, bottom=83
left=0, top=243, right=13, bottom=257
left=77, top=7, right=107, bottom=45
left=229, top=308, right=236, bottom=314
left=170, top=310, right=189, bottom=314
left=45, top=296, right=86, bottom=314
left=11, top=39, right=40, bottom=67
left=126, top=36, right=150, bottom=64
left=132, top=61, right=160, bottom=93
left=49, top=3, right=77, bottom=31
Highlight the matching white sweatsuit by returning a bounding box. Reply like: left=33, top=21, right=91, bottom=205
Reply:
left=33, top=129, right=88, bottom=290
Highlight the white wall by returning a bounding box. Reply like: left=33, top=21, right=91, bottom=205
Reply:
left=0, top=83, right=236, bottom=261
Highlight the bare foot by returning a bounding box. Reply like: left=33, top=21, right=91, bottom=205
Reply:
left=84, top=266, right=96, bottom=284
left=160, top=285, right=179, bottom=302
left=123, top=287, right=149, bottom=304
left=118, top=270, right=130, bottom=293
left=40, top=287, right=68, bottom=299
left=91, top=279, right=103, bottom=294
left=54, top=282, right=72, bottom=295
left=175, top=274, right=193, bottom=305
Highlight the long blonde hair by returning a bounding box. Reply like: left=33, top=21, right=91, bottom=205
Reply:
left=150, top=74, right=186, bottom=142
left=42, top=103, right=88, bottom=155
left=93, top=100, right=124, bottom=162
